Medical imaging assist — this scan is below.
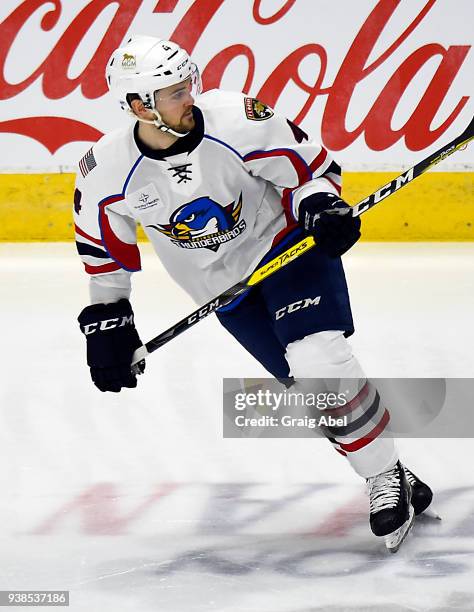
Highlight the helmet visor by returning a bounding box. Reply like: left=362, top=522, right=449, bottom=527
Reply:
left=154, top=64, right=202, bottom=108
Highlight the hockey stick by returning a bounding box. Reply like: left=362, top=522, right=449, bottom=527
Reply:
left=131, top=114, right=474, bottom=371
left=350, top=115, right=474, bottom=218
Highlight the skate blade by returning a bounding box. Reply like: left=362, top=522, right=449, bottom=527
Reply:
left=384, top=506, right=415, bottom=553
left=421, top=505, right=441, bottom=520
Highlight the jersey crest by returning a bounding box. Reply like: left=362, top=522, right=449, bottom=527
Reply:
left=244, top=97, right=274, bottom=121
left=147, top=194, right=246, bottom=251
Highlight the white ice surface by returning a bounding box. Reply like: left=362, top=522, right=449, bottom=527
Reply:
left=1, top=242, right=474, bottom=612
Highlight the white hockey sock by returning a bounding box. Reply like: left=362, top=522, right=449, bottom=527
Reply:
left=285, top=331, right=398, bottom=478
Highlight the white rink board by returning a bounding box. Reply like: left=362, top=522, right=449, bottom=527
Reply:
left=0, top=0, right=473, bottom=171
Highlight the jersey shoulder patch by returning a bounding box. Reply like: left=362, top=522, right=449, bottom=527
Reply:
left=244, top=97, right=274, bottom=121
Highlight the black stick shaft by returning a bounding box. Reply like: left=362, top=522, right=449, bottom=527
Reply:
left=352, top=115, right=474, bottom=217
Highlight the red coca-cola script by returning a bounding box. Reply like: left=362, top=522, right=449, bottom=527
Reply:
left=0, top=0, right=470, bottom=154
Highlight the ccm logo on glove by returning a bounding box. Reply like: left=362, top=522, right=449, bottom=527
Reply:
left=81, top=314, right=134, bottom=335
left=78, top=298, right=145, bottom=392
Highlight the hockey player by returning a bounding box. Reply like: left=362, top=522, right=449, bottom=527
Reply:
left=74, top=36, right=434, bottom=551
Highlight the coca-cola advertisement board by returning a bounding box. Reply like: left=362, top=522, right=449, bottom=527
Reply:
left=0, top=0, right=473, bottom=171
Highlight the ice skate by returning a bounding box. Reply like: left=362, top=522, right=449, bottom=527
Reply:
left=403, top=465, right=441, bottom=520
left=367, top=461, right=415, bottom=553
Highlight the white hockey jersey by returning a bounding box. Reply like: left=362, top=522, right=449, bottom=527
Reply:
left=74, top=89, right=342, bottom=305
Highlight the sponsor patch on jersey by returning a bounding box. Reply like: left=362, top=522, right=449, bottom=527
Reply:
left=127, top=183, right=161, bottom=212
left=244, top=97, right=274, bottom=121
left=79, top=147, right=97, bottom=178
left=147, top=193, right=246, bottom=252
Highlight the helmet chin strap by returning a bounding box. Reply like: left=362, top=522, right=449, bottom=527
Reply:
left=137, top=108, right=190, bottom=138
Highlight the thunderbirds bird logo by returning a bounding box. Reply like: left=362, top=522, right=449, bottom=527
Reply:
left=147, top=193, right=246, bottom=251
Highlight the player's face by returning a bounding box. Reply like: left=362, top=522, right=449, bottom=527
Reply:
left=155, top=78, right=195, bottom=133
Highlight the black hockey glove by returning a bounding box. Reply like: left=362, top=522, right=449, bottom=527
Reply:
left=298, top=192, right=361, bottom=258
left=78, top=298, right=145, bottom=393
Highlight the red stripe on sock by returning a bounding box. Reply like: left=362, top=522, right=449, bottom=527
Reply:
left=338, top=409, right=390, bottom=452
left=329, top=382, right=370, bottom=418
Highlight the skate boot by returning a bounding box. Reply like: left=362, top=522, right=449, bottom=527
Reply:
left=367, top=460, right=415, bottom=553
left=403, top=465, right=440, bottom=519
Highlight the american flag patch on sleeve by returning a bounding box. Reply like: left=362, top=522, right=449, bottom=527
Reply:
left=79, top=147, right=97, bottom=177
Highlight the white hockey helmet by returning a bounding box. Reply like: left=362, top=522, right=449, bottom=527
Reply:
left=106, top=35, right=201, bottom=136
